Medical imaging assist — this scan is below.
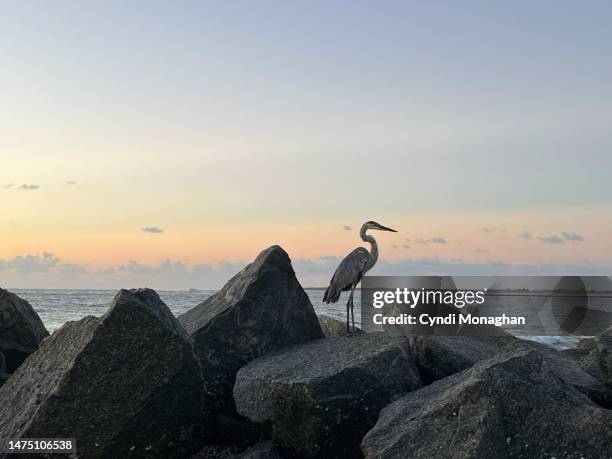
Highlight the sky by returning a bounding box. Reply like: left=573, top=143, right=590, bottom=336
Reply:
left=1, top=1, right=612, bottom=289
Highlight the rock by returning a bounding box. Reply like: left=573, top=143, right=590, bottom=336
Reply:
left=178, top=245, right=324, bottom=415
left=0, top=351, right=8, bottom=387
left=566, top=335, right=612, bottom=386
left=0, top=288, right=205, bottom=458
left=409, top=335, right=514, bottom=384
left=0, top=288, right=49, bottom=372
left=189, top=443, right=279, bottom=459
left=234, top=441, right=280, bottom=459
left=190, top=445, right=237, bottom=459
left=409, top=335, right=611, bottom=407
left=506, top=339, right=612, bottom=408
left=361, top=348, right=612, bottom=459
left=318, top=314, right=365, bottom=337
left=213, top=413, right=263, bottom=450
left=234, top=334, right=422, bottom=458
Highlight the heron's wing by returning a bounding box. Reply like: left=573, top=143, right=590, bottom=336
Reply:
left=324, top=247, right=369, bottom=303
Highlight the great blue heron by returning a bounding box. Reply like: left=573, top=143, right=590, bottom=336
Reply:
left=323, top=221, right=397, bottom=335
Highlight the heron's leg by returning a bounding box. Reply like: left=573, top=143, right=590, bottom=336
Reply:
left=349, top=284, right=357, bottom=335
left=351, top=297, right=355, bottom=334
left=346, top=295, right=351, bottom=335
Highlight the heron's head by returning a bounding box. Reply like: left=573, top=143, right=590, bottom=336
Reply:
left=364, top=221, right=397, bottom=232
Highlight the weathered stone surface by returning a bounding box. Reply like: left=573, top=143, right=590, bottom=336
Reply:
left=234, top=334, right=422, bottom=458
left=190, top=445, right=237, bottom=459
left=361, top=348, right=612, bottom=459
left=0, top=287, right=48, bottom=372
left=0, top=288, right=205, bottom=458
left=0, top=351, right=8, bottom=387
left=178, top=245, right=324, bottom=414
left=408, top=335, right=514, bottom=384
left=235, top=441, right=280, bottom=459
left=318, top=314, right=365, bottom=337
left=506, top=339, right=612, bottom=408
left=409, top=335, right=611, bottom=407
left=566, top=335, right=612, bottom=386
left=189, top=443, right=279, bottom=459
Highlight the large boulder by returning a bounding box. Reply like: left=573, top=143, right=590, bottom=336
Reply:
left=178, top=245, right=324, bottom=415
left=0, top=351, right=8, bottom=387
left=234, top=334, right=422, bottom=458
left=318, top=315, right=365, bottom=337
left=411, top=335, right=611, bottom=407
left=566, top=335, right=612, bottom=386
left=0, top=288, right=205, bottom=458
left=0, top=287, right=49, bottom=372
left=361, top=348, right=612, bottom=458
left=506, top=339, right=612, bottom=408
left=235, top=441, right=280, bottom=459
left=408, top=335, right=514, bottom=384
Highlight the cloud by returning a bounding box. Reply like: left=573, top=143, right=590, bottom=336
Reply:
left=415, top=237, right=447, bottom=244
left=5, top=252, right=60, bottom=273
left=2, top=251, right=612, bottom=290
left=519, top=230, right=532, bottom=240
left=343, top=225, right=352, bottom=231
left=65, top=181, right=77, bottom=186
left=57, top=263, right=88, bottom=274
left=562, top=232, right=584, bottom=242
left=403, top=244, right=410, bottom=249
left=118, top=259, right=186, bottom=275
left=142, top=226, right=164, bottom=234
left=4, top=183, right=14, bottom=188
left=474, top=248, right=488, bottom=253
left=539, top=235, right=565, bottom=244
left=20, top=184, right=39, bottom=190
left=538, top=232, right=584, bottom=244
left=483, top=227, right=496, bottom=233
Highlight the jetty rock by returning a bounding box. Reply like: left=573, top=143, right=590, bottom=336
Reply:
left=0, top=351, right=8, bottom=387
left=318, top=314, right=365, bottom=337
left=566, top=335, right=612, bottom=386
left=412, top=335, right=611, bottom=407
left=178, top=245, right=324, bottom=415
left=0, top=288, right=205, bottom=458
left=409, top=335, right=515, bottom=384
left=361, top=347, right=612, bottom=459
left=505, top=339, right=612, bottom=408
left=0, top=287, right=48, bottom=373
left=234, top=334, right=422, bottom=458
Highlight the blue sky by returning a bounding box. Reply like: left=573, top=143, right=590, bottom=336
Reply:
left=1, top=1, right=612, bottom=288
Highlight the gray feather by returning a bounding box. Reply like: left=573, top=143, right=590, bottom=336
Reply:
left=323, top=247, right=369, bottom=304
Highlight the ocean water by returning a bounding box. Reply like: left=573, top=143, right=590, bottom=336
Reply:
left=12, top=289, right=584, bottom=350
left=12, top=288, right=361, bottom=334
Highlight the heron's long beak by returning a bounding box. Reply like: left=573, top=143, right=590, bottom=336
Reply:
left=377, top=225, right=398, bottom=232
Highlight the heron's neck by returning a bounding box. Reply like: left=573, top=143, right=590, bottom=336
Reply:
left=360, top=227, right=378, bottom=272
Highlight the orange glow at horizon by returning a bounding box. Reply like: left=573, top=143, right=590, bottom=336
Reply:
left=1, top=208, right=611, bottom=269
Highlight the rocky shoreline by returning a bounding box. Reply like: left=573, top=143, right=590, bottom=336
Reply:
left=1, top=245, right=611, bottom=458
